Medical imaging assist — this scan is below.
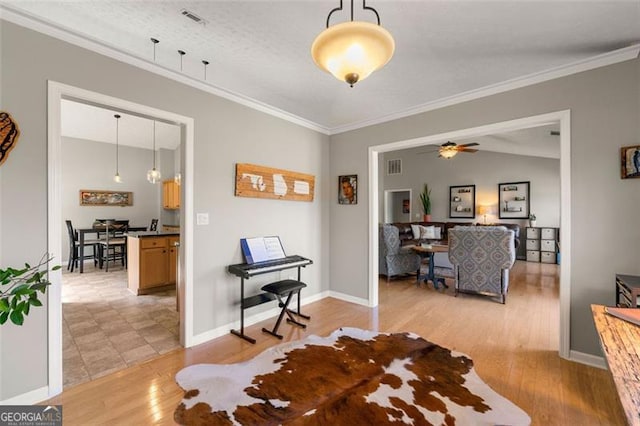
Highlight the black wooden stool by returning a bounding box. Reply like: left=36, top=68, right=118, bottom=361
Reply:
left=261, top=279, right=310, bottom=339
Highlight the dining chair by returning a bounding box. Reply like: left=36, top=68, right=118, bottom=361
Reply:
left=65, top=220, right=100, bottom=272
left=97, top=220, right=128, bottom=272
left=149, top=218, right=158, bottom=231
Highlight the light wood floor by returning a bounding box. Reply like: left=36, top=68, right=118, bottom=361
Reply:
left=44, top=261, right=625, bottom=425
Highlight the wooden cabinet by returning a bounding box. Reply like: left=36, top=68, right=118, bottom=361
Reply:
left=168, top=236, right=179, bottom=286
left=127, top=235, right=179, bottom=295
left=163, top=180, right=180, bottom=210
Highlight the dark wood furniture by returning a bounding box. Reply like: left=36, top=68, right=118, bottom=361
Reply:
left=616, top=274, right=640, bottom=308
left=97, top=220, right=128, bottom=272
left=411, top=244, right=450, bottom=289
left=77, top=225, right=148, bottom=273
left=591, top=304, right=640, bottom=425
left=227, top=255, right=312, bottom=344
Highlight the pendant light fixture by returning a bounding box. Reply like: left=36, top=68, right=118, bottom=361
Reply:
left=113, top=114, right=122, bottom=183
left=311, top=0, right=395, bottom=87
left=146, top=120, right=161, bottom=184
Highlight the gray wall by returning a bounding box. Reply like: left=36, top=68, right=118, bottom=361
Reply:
left=0, top=21, right=329, bottom=400
left=330, top=58, right=640, bottom=356
left=61, top=137, right=163, bottom=262
left=381, top=149, right=561, bottom=258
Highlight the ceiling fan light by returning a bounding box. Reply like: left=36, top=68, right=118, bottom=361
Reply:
left=311, top=21, right=394, bottom=87
left=439, top=147, right=457, bottom=159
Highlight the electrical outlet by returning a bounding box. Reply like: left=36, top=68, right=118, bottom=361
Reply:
left=196, top=213, right=209, bottom=225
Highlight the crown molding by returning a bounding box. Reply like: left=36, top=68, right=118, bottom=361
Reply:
left=2, top=5, right=637, bottom=137
left=0, top=5, right=331, bottom=135
left=330, top=44, right=640, bottom=135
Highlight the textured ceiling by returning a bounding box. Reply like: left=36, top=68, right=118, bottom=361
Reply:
left=4, top=1, right=640, bottom=133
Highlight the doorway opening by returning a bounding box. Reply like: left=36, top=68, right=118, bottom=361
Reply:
left=383, top=189, right=413, bottom=223
left=368, top=110, right=571, bottom=359
left=47, top=81, right=195, bottom=397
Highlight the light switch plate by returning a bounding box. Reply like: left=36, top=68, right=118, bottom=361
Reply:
left=196, top=213, right=209, bottom=225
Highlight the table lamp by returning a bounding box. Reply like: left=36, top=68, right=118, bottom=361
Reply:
left=479, top=205, right=489, bottom=224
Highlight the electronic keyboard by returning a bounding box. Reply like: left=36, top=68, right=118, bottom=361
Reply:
left=228, top=255, right=312, bottom=279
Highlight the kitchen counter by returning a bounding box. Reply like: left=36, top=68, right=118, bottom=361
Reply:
left=127, top=233, right=180, bottom=295
left=127, top=231, right=179, bottom=238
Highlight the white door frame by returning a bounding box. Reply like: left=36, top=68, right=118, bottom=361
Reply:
left=383, top=189, right=413, bottom=223
left=47, top=81, right=195, bottom=397
left=368, top=110, right=571, bottom=359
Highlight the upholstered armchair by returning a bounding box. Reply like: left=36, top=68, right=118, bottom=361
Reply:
left=379, top=224, right=421, bottom=281
left=448, top=226, right=516, bottom=303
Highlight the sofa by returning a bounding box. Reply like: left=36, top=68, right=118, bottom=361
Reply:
left=448, top=226, right=516, bottom=303
left=391, top=221, right=520, bottom=249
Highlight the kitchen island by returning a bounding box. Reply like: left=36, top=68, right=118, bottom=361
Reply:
left=127, top=231, right=180, bottom=295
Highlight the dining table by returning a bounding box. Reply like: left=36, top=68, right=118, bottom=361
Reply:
left=77, top=225, right=148, bottom=273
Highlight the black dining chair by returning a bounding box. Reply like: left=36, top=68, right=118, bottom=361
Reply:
left=65, top=220, right=100, bottom=272
left=97, top=220, right=128, bottom=272
left=149, top=218, right=158, bottom=231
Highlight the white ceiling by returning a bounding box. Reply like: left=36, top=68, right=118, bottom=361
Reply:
left=5, top=1, right=639, bottom=135
left=415, top=124, right=561, bottom=159
left=61, top=99, right=181, bottom=150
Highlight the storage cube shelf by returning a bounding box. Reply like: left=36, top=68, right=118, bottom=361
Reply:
left=525, top=226, right=559, bottom=264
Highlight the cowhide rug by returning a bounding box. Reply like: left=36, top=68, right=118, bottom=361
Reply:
left=174, top=328, right=530, bottom=425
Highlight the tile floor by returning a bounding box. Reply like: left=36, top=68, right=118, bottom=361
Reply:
left=62, top=267, right=180, bottom=388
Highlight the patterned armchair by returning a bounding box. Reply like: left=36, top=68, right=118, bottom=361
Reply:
left=448, top=226, right=516, bottom=304
left=379, top=224, right=421, bottom=281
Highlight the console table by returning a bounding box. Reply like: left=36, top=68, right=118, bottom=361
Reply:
left=616, top=274, right=640, bottom=308
left=591, top=304, right=640, bottom=425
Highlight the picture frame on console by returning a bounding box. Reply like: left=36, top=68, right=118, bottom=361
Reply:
left=449, top=185, right=475, bottom=218
left=498, top=181, right=530, bottom=219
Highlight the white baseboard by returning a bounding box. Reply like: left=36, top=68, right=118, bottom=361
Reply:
left=327, top=291, right=370, bottom=307
left=569, top=350, right=607, bottom=370
left=0, top=386, right=49, bottom=405
left=191, top=290, right=331, bottom=346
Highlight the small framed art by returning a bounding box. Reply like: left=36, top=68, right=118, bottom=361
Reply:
left=621, top=145, right=640, bottom=179
left=339, top=175, right=357, bottom=204
left=449, top=185, right=475, bottom=218
left=498, top=181, right=530, bottom=219
left=79, top=189, right=132, bottom=206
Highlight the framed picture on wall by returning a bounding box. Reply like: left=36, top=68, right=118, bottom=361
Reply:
left=498, top=181, right=530, bottom=219
left=338, top=174, right=357, bottom=204
left=402, top=199, right=410, bottom=214
left=449, top=185, right=475, bottom=218
left=620, top=144, right=640, bottom=179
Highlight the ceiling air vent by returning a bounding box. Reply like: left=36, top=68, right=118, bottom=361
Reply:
left=387, top=159, right=402, bottom=175
left=181, top=9, right=206, bottom=25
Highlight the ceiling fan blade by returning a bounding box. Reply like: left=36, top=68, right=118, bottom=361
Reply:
left=459, top=142, right=479, bottom=147
left=459, top=148, right=478, bottom=153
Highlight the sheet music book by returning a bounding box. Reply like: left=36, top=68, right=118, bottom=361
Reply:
left=605, top=306, right=640, bottom=327
left=240, top=236, right=286, bottom=264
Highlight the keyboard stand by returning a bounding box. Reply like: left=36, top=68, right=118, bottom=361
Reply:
left=227, top=256, right=312, bottom=344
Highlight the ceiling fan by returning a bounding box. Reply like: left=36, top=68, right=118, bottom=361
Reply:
left=419, top=141, right=480, bottom=159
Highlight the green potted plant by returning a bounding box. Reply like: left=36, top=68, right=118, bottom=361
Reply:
left=529, top=213, right=537, bottom=227
left=0, top=254, right=60, bottom=326
left=419, top=183, right=432, bottom=222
